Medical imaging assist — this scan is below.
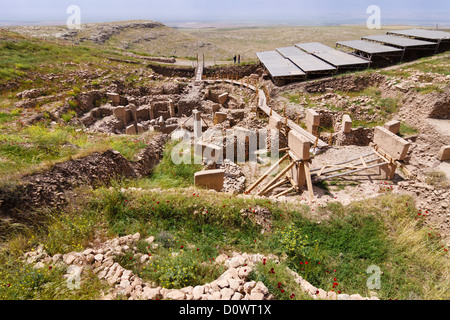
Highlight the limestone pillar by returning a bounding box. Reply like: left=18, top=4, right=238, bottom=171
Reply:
left=128, top=104, right=137, bottom=124
left=193, top=109, right=202, bottom=139
left=305, top=109, right=320, bottom=136
left=342, top=114, right=352, bottom=133
left=168, top=99, right=175, bottom=118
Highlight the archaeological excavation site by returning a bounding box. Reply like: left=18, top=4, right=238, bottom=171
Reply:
left=0, top=18, right=449, bottom=304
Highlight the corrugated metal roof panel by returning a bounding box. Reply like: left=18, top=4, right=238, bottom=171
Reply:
left=336, top=40, right=403, bottom=54
left=256, top=51, right=306, bottom=77
left=276, top=46, right=336, bottom=73
left=362, top=34, right=437, bottom=47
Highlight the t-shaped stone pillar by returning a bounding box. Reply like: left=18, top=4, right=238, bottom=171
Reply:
left=342, top=114, right=352, bottom=133
left=168, top=99, right=175, bottom=118
left=288, top=130, right=311, bottom=188
left=107, top=92, right=120, bottom=106
left=128, top=104, right=137, bottom=124
left=384, top=120, right=401, bottom=135
left=113, top=106, right=127, bottom=127
left=149, top=104, right=155, bottom=120
left=305, top=109, right=320, bottom=136
left=193, top=109, right=203, bottom=139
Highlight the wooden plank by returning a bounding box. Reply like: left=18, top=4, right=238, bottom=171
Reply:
left=360, top=156, right=367, bottom=168
left=274, top=186, right=296, bottom=198
left=261, top=176, right=290, bottom=195
left=395, top=160, right=413, bottom=177
left=258, top=161, right=296, bottom=196
left=314, top=161, right=388, bottom=181
left=310, top=152, right=375, bottom=172
left=371, top=144, right=391, bottom=163
left=257, top=91, right=327, bottom=148
left=304, top=161, right=314, bottom=201
left=245, top=153, right=289, bottom=193
left=312, top=158, right=380, bottom=177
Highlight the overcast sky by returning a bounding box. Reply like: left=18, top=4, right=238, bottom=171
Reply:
left=1, top=0, right=449, bottom=26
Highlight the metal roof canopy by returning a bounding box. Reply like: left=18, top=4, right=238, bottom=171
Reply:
left=296, top=42, right=370, bottom=68
left=295, top=42, right=334, bottom=53
left=386, top=29, right=450, bottom=41
left=256, top=51, right=306, bottom=78
left=276, top=46, right=336, bottom=74
left=336, top=40, right=403, bottom=54
left=362, top=34, right=437, bottom=49
left=336, top=40, right=404, bottom=63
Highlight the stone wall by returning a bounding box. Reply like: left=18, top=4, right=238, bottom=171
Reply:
left=334, top=127, right=374, bottom=146
left=147, top=63, right=195, bottom=78
left=21, top=232, right=379, bottom=301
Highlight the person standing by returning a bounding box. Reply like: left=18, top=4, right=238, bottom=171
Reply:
left=233, top=55, right=237, bottom=63
left=238, top=55, right=241, bottom=64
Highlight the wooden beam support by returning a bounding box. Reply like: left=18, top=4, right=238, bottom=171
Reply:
left=260, top=176, right=290, bottom=195
left=310, top=152, right=376, bottom=172
left=304, top=160, right=314, bottom=201
left=274, top=186, right=295, bottom=198
left=314, top=161, right=388, bottom=181
left=245, top=153, right=289, bottom=194
left=258, top=161, right=296, bottom=196
left=360, top=156, right=367, bottom=168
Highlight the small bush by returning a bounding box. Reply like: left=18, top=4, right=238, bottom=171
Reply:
left=61, top=110, right=76, bottom=123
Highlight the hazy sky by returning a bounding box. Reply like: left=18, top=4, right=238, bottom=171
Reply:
left=1, top=0, right=449, bottom=26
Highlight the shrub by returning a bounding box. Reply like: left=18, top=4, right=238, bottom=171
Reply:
left=61, top=110, right=76, bottom=123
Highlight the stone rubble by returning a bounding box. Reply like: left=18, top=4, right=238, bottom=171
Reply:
left=22, top=233, right=379, bottom=301
left=219, top=159, right=246, bottom=193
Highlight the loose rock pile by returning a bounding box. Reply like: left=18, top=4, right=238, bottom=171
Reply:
left=220, top=159, right=246, bottom=193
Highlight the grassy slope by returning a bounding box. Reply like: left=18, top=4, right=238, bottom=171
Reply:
left=0, top=144, right=448, bottom=300
left=0, top=30, right=163, bottom=180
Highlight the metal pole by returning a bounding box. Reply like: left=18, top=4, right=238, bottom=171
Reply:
left=314, top=161, right=388, bottom=181
left=310, top=152, right=376, bottom=172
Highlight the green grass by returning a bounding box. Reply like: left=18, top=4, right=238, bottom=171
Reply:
left=110, top=136, right=150, bottom=161
left=0, top=251, right=106, bottom=300
left=379, top=69, right=413, bottom=78
left=411, top=84, right=445, bottom=95
left=284, top=93, right=302, bottom=104
left=408, top=55, right=450, bottom=76
left=0, top=112, right=16, bottom=124
left=131, top=140, right=204, bottom=189
left=424, top=171, right=448, bottom=188
left=120, top=242, right=226, bottom=289
left=0, top=181, right=449, bottom=300
left=262, top=195, right=450, bottom=299
left=0, top=121, right=157, bottom=178
left=399, top=122, right=419, bottom=137
left=249, top=259, right=313, bottom=300
left=0, top=38, right=94, bottom=84
left=333, top=86, right=400, bottom=124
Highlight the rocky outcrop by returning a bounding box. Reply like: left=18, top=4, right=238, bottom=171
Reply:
left=89, top=22, right=164, bottom=45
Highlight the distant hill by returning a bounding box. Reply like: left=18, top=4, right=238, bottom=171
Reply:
left=6, top=20, right=226, bottom=60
